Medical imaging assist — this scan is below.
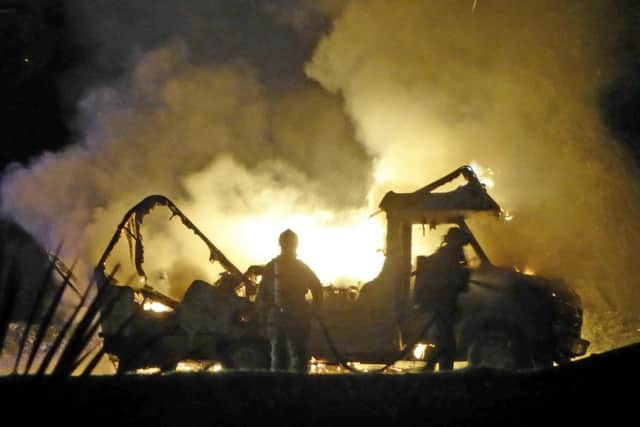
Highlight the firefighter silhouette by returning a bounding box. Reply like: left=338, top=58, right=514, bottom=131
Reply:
left=413, top=227, right=471, bottom=371
left=256, top=229, right=323, bottom=373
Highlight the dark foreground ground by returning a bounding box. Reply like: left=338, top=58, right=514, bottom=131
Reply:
left=1, top=343, right=638, bottom=427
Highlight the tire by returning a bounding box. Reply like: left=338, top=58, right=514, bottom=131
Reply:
left=223, top=342, right=269, bottom=370
left=467, top=331, right=526, bottom=370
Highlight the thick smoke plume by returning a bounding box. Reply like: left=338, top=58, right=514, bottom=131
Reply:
left=306, top=0, right=640, bottom=317
left=1, top=39, right=373, bottom=295
left=1, top=1, right=639, bottom=353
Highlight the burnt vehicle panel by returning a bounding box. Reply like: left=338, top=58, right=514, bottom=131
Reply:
left=94, top=196, right=269, bottom=373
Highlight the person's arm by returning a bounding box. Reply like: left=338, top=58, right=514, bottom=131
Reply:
left=307, top=267, right=323, bottom=311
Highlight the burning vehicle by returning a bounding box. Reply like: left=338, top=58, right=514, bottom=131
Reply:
left=328, top=165, right=590, bottom=369
left=94, top=196, right=269, bottom=373
left=94, top=166, right=589, bottom=373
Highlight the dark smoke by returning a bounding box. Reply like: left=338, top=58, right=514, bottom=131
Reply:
left=1, top=1, right=372, bottom=285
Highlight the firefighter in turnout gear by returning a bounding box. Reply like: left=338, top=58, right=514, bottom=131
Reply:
left=413, top=226, right=471, bottom=371
left=256, top=229, right=323, bottom=373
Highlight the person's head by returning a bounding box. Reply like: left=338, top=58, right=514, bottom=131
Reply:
left=443, top=227, right=472, bottom=248
left=278, top=228, right=299, bottom=258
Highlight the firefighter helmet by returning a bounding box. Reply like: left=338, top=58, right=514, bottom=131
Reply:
left=444, top=227, right=471, bottom=246
left=279, top=228, right=298, bottom=248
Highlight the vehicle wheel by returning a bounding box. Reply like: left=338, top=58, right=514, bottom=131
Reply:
left=467, top=332, right=523, bottom=370
left=223, top=342, right=269, bottom=370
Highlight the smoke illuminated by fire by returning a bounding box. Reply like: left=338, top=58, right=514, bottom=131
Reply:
left=232, top=208, right=385, bottom=285
left=0, top=0, right=639, bottom=352
left=306, top=0, right=640, bottom=316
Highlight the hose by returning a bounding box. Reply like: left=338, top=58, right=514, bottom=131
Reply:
left=311, top=310, right=435, bottom=374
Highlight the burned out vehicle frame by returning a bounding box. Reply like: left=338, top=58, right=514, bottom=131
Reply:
left=94, top=196, right=269, bottom=373
left=309, top=166, right=588, bottom=369
left=94, top=166, right=589, bottom=373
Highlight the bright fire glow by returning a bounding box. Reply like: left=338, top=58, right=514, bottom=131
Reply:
left=143, top=300, right=173, bottom=313
left=136, top=367, right=161, bottom=375
left=514, top=266, right=536, bottom=276
left=113, top=161, right=509, bottom=291
left=501, top=210, right=514, bottom=222
left=469, top=161, right=495, bottom=189
left=225, top=161, right=504, bottom=285
left=208, top=363, right=223, bottom=373
left=309, top=357, right=327, bottom=374
left=176, top=362, right=196, bottom=372
left=235, top=210, right=386, bottom=285
left=412, top=343, right=429, bottom=360
left=175, top=361, right=223, bottom=373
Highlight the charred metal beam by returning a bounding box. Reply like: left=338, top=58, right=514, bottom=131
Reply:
left=95, top=195, right=257, bottom=294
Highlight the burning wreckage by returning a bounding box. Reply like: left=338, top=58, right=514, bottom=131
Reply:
left=94, top=166, right=589, bottom=373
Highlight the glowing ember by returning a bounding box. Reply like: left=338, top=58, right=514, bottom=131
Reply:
left=514, top=266, right=536, bottom=276
left=469, top=162, right=495, bottom=189
left=501, top=210, right=514, bottom=222
left=176, top=362, right=196, bottom=372
left=412, top=343, right=430, bottom=360
left=135, top=367, right=161, bottom=375
left=309, top=357, right=327, bottom=374
left=208, top=363, right=223, bottom=373
left=143, top=301, right=173, bottom=313
left=175, top=361, right=223, bottom=373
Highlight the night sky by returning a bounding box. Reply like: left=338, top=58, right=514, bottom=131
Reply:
left=1, top=0, right=74, bottom=167
left=0, top=0, right=332, bottom=169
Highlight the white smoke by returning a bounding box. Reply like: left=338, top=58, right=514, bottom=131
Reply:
left=1, top=2, right=639, bottom=356
left=1, top=40, right=372, bottom=295
left=305, top=0, right=640, bottom=312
